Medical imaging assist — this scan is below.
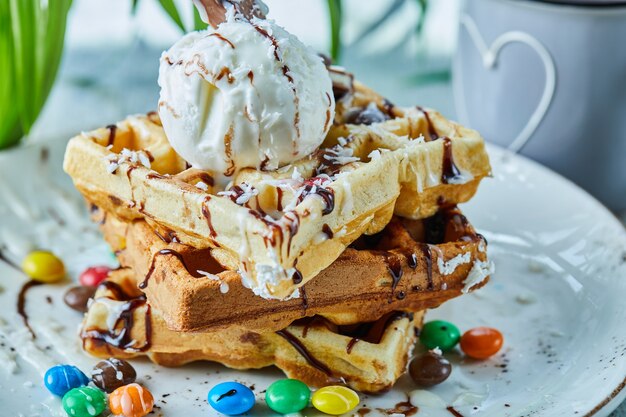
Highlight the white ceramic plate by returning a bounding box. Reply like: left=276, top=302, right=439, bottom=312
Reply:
left=0, top=139, right=625, bottom=417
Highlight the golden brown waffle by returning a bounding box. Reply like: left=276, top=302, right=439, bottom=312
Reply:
left=81, top=268, right=424, bottom=393
left=95, top=206, right=489, bottom=333
left=64, top=81, right=491, bottom=300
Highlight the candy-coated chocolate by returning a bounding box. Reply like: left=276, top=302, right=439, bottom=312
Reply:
left=409, top=351, right=452, bottom=387
left=22, top=251, right=65, bottom=283
left=460, top=327, right=504, bottom=359
left=44, top=364, right=89, bottom=396
left=92, top=358, right=137, bottom=393
left=62, top=386, right=106, bottom=417
left=109, top=383, right=154, bottom=417
left=208, top=382, right=255, bottom=415
left=311, top=386, right=359, bottom=415
left=79, top=266, right=111, bottom=287
left=63, top=286, right=96, bottom=313
left=265, top=379, right=310, bottom=414
left=419, top=320, right=460, bottom=351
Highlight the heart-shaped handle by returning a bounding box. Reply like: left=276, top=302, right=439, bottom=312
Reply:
left=455, top=14, right=556, bottom=154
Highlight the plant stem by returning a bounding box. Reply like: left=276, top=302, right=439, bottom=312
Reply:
left=326, top=0, right=342, bottom=63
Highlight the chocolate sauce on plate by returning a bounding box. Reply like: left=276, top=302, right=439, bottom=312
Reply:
left=446, top=406, right=465, bottom=417
left=17, top=280, right=43, bottom=338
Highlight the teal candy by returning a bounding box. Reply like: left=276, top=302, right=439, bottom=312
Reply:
left=419, top=320, right=461, bottom=351
left=265, top=379, right=311, bottom=414
left=62, top=386, right=106, bottom=417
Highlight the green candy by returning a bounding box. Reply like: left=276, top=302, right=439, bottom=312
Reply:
left=62, top=386, right=106, bottom=417
left=265, top=379, right=311, bottom=414
left=420, top=320, right=460, bottom=351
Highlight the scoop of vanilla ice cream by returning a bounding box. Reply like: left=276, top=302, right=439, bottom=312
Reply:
left=158, top=15, right=335, bottom=184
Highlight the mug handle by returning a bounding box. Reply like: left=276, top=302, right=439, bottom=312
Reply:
left=455, top=14, right=557, bottom=154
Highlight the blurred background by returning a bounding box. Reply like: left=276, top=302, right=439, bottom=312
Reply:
left=19, top=0, right=458, bottom=138
left=2, top=0, right=625, bottom=216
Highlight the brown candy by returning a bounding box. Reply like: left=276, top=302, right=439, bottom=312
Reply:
left=92, top=358, right=137, bottom=393
left=63, top=286, right=96, bottom=313
left=409, top=351, right=452, bottom=387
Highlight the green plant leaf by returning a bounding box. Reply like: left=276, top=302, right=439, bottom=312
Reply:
left=415, top=0, right=428, bottom=35
left=0, top=1, right=22, bottom=148
left=157, top=0, right=186, bottom=33
left=193, top=6, right=207, bottom=31
left=131, top=0, right=140, bottom=15
left=1, top=0, right=72, bottom=149
left=326, top=0, right=342, bottom=62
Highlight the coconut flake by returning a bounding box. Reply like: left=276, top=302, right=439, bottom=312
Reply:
left=104, top=148, right=151, bottom=174
left=462, top=260, right=495, bottom=293
left=195, top=181, right=209, bottom=191
left=437, top=252, right=472, bottom=275
left=323, top=145, right=360, bottom=166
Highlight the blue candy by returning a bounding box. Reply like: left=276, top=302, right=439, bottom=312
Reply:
left=208, top=382, right=255, bottom=415
left=44, top=364, right=89, bottom=397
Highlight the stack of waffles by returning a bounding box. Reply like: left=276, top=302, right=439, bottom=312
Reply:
left=63, top=75, right=493, bottom=393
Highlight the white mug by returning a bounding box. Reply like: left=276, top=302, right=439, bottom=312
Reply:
left=452, top=0, right=626, bottom=212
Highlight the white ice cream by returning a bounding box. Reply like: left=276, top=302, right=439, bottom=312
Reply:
left=158, top=13, right=335, bottom=185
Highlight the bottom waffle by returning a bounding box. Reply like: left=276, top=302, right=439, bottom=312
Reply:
left=96, top=206, right=490, bottom=333
left=81, top=268, right=424, bottom=393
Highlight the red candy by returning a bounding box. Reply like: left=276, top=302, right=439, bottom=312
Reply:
left=79, top=266, right=111, bottom=287
left=460, top=327, right=503, bottom=359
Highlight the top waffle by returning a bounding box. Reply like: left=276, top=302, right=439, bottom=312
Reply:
left=64, top=79, right=491, bottom=300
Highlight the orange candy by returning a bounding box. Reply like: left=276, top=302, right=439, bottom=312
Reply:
left=109, top=383, right=154, bottom=417
left=460, top=327, right=503, bottom=359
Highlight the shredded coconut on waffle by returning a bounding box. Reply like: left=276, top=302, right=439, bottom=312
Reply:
left=105, top=148, right=152, bottom=174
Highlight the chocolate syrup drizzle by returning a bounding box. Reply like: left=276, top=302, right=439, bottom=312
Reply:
left=276, top=329, right=342, bottom=383
left=250, top=23, right=301, bottom=148
left=209, top=33, right=235, bottom=49
left=201, top=197, right=218, bottom=239
left=417, top=244, right=434, bottom=291
left=17, top=280, right=43, bottom=338
left=384, top=254, right=403, bottom=302
left=322, top=224, right=334, bottom=239
left=297, top=181, right=335, bottom=215
left=139, top=249, right=207, bottom=289
left=106, top=124, right=117, bottom=146
left=145, top=173, right=168, bottom=180
left=82, top=298, right=152, bottom=352
left=441, top=137, right=462, bottom=184
left=153, top=228, right=179, bottom=244
left=343, top=312, right=411, bottom=354
left=82, top=281, right=152, bottom=352
left=416, top=106, right=438, bottom=141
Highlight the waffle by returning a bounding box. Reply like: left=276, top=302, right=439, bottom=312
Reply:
left=64, top=81, right=491, bottom=300
left=95, top=205, right=490, bottom=333
left=81, top=268, right=424, bottom=393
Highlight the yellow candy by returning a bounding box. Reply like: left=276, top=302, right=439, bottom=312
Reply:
left=22, top=251, right=65, bottom=283
left=311, top=386, right=359, bottom=415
